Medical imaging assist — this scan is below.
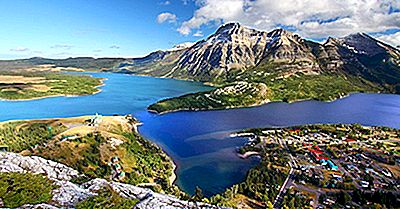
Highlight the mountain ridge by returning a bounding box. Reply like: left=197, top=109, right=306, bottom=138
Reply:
left=122, top=22, right=400, bottom=88
left=137, top=22, right=400, bottom=113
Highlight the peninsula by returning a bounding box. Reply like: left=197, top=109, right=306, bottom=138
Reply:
left=0, top=71, right=103, bottom=100
left=206, top=124, right=400, bottom=208
left=0, top=115, right=201, bottom=208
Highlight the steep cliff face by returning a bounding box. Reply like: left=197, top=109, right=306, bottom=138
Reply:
left=170, top=23, right=270, bottom=81
left=306, top=33, right=400, bottom=91
left=170, top=24, right=322, bottom=81
left=338, top=33, right=400, bottom=89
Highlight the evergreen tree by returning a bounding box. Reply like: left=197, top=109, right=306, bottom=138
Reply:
left=193, top=186, right=204, bottom=202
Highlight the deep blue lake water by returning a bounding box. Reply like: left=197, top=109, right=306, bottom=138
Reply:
left=0, top=72, right=399, bottom=196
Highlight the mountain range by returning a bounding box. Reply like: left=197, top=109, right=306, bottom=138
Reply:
left=1, top=22, right=399, bottom=113
left=123, top=22, right=400, bottom=89
left=120, top=23, right=400, bottom=113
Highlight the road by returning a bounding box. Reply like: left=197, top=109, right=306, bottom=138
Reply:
left=332, top=159, right=362, bottom=190
left=273, top=167, right=294, bottom=208
left=273, top=137, right=297, bottom=208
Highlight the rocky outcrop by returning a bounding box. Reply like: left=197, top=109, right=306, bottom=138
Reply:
left=0, top=152, right=222, bottom=209
left=0, top=152, right=80, bottom=181
left=19, top=204, right=59, bottom=209
left=82, top=179, right=220, bottom=209
left=51, top=180, right=96, bottom=207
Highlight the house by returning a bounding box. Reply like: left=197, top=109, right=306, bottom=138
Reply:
left=327, top=160, right=338, bottom=170
left=360, top=181, right=369, bottom=188
left=61, top=135, right=78, bottom=142
left=345, top=138, right=356, bottom=144
left=0, top=145, right=8, bottom=152
left=320, top=159, right=328, bottom=166
left=331, top=174, right=342, bottom=181
left=89, top=113, right=103, bottom=127
left=381, top=169, right=392, bottom=178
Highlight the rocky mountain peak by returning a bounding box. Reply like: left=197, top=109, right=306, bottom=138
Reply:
left=126, top=22, right=400, bottom=85
left=215, top=22, right=243, bottom=34
left=206, top=22, right=266, bottom=44
left=168, top=42, right=195, bottom=51
left=340, top=32, right=386, bottom=56
left=268, top=28, right=294, bottom=38
left=324, top=37, right=340, bottom=46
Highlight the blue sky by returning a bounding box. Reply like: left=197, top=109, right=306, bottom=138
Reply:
left=0, top=0, right=211, bottom=59
left=0, top=0, right=399, bottom=59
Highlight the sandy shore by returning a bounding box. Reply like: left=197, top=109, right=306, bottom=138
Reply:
left=169, top=161, right=177, bottom=185
left=238, top=151, right=260, bottom=159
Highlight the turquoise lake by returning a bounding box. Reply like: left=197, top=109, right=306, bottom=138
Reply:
left=0, top=72, right=399, bottom=196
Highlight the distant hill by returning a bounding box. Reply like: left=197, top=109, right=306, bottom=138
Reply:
left=0, top=57, right=126, bottom=71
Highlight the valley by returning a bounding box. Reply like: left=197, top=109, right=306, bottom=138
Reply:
left=2, top=0, right=400, bottom=208
left=0, top=22, right=399, bottom=209
left=2, top=23, right=399, bottom=112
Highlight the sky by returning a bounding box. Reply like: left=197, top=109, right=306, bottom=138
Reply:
left=0, top=0, right=399, bottom=59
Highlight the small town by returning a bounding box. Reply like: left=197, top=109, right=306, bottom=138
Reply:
left=235, top=124, right=400, bottom=208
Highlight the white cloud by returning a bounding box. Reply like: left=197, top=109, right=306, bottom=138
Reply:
left=51, top=44, right=73, bottom=50
left=178, top=0, right=400, bottom=39
left=110, top=45, right=120, bottom=49
left=193, top=30, right=204, bottom=37
left=157, top=12, right=177, bottom=24
left=376, top=31, right=400, bottom=48
left=160, top=1, right=171, bottom=5
left=10, top=47, right=29, bottom=52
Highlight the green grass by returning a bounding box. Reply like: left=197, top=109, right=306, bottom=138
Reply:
left=0, top=121, right=67, bottom=152
left=148, top=73, right=382, bottom=114
left=266, top=74, right=380, bottom=102
left=76, top=187, right=139, bottom=209
left=0, top=117, right=178, bottom=195
left=31, top=131, right=174, bottom=193
left=0, top=172, right=57, bottom=208
left=148, top=82, right=270, bottom=113
left=0, top=72, right=102, bottom=100
left=122, top=132, right=174, bottom=188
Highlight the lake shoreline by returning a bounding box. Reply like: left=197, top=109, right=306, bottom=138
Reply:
left=147, top=93, right=354, bottom=115
left=0, top=72, right=399, bottom=197
left=0, top=76, right=106, bottom=102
